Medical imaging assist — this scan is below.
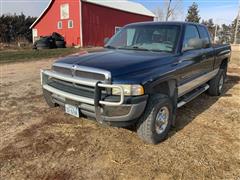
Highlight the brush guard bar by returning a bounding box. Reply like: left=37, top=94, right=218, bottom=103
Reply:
left=41, top=69, right=125, bottom=123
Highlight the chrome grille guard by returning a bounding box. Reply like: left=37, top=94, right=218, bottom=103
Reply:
left=40, top=69, right=125, bottom=106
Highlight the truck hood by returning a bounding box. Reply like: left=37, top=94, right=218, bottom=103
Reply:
left=56, top=48, right=175, bottom=77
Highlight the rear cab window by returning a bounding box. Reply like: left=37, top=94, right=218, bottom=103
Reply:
left=198, top=26, right=211, bottom=48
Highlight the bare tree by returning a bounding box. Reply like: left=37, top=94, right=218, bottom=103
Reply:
left=154, top=0, right=184, bottom=22
left=154, top=6, right=164, bottom=21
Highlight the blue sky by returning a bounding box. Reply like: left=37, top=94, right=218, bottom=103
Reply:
left=0, top=0, right=239, bottom=25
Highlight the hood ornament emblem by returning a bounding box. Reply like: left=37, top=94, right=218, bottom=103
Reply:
left=71, top=65, right=77, bottom=77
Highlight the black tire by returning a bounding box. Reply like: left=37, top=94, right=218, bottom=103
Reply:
left=35, top=36, right=56, bottom=49
left=52, top=32, right=64, bottom=41
left=137, top=95, right=173, bottom=144
left=55, top=41, right=66, bottom=48
left=36, top=45, right=50, bottom=50
left=208, top=68, right=226, bottom=96
left=43, top=89, right=57, bottom=108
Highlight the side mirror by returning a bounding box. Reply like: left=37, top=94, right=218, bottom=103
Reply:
left=183, top=38, right=203, bottom=52
left=104, top=37, right=110, bottom=45
left=202, top=39, right=210, bottom=48
left=188, top=38, right=203, bottom=49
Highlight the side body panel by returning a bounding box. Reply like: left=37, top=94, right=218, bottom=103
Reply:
left=142, top=24, right=231, bottom=98
left=213, top=45, right=231, bottom=69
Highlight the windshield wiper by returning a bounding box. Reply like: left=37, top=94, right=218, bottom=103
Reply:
left=149, top=49, right=170, bottom=53
left=118, top=46, right=171, bottom=53
left=104, top=45, right=117, bottom=49
left=119, top=46, right=150, bottom=52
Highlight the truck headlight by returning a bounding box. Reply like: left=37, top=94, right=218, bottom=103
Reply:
left=112, top=85, right=144, bottom=96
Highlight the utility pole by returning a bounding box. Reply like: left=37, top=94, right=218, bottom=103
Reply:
left=214, top=24, right=218, bottom=43
left=234, top=1, right=240, bottom=44
left=165, top=0, right=172, bottom=21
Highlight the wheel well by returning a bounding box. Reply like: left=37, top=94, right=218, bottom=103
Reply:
left=150, top=79, right=177, bottom=98
left=220, top=58, right=228, bottom=70
left=148, top=79, right=177, bottom=126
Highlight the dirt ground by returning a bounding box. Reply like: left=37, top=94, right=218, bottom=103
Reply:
left=0, top=52, right=239, bottom=180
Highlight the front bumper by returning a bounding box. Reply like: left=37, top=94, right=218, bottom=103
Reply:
left=41, top=69, right=147, bottom=126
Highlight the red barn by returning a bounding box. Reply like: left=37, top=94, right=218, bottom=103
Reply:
left=30, top=0, right=155, bottom=47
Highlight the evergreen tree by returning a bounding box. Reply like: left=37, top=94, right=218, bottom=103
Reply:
left=0, top=13, right=36, bottom=43
left=218, top=24, right=232, bottom=43
left=185, top=2, right=201, bottom=23
left=201, top=19, right=215, bottom=39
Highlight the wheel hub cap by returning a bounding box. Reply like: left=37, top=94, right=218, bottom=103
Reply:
left=155, top=106, right=169, bottom=134
left=219, top=74, right=224, bottom=92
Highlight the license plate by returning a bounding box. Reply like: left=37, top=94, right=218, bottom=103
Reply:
left=65, top=104, right=79, bottom=117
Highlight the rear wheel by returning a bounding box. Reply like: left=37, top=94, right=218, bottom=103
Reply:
left=137, top=95, right=173, bottom=144
left=208, top=68, right=226, bottom=96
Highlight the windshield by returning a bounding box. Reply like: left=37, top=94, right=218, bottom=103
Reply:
left=106, top=25, right=180, bottom=53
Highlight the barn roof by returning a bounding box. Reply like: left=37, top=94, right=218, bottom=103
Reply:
left=83, top=0, right=155, bottom=17
left=30, top=0, right=54, bottom=29
left=30, top=0, right=155, bottom=29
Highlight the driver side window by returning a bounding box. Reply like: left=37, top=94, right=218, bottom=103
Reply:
left=183, top=25, right=200, bottom=51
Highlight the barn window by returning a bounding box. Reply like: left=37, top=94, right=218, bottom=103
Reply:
left=115, top=27, right=122, bottom=34
left=57, top=21, right=63, bottom=29
left=60, top=4, right=69, bottom=19
left=68, top=20, right=73, bottom=29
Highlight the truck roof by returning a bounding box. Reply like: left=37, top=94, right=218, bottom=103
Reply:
left=127, top=21, right=206, bottom=27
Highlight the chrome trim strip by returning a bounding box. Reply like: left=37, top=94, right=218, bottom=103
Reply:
left=40, top=69, right=43, bottom=85
left=53, top=62, right=112, bottom=81
left=178, top=68, right=219, bottom=97
left=218, top=49, right=231, bottom=56
left=43, top=84, right=95, bottom=105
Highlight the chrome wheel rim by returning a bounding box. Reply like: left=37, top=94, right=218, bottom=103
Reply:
left=155, top=106, right=169, bottom=134
left=219, top=74, right=224, bottom=92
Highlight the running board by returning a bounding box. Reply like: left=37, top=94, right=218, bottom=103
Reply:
left=177, top=84, right=209, bottom=108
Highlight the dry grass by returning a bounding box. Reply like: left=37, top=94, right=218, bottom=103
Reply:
left=0, top=52, right=239, bottom=179
left=0, top=48, right=81, bottom=64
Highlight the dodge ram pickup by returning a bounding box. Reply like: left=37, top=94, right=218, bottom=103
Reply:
left=41, top=22, right=231, bottom=144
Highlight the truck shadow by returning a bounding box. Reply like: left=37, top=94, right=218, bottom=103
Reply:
left=171, top=74, right=240, bottom=135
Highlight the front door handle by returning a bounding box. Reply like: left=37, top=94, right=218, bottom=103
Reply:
left=173, top=59, right=184, bottom=65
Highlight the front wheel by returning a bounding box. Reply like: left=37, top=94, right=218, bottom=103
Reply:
left=137, top=96, right=173, bottom=144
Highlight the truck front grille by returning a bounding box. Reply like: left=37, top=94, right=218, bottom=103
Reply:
left=48, top=78, right=96, bottom=99
left=52, top=64, right=107, bottom=81
left=52, top=66, right=72, bottom=76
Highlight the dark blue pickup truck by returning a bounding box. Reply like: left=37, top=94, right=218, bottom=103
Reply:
left=41, top=22, right=231, bottom=144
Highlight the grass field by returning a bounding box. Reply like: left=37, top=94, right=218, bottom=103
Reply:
left=0, top=48, right=81, bottom=64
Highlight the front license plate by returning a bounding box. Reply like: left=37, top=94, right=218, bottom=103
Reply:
left=65, top=104, right=79, bottom=118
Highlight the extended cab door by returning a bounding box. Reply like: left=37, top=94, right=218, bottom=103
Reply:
left=197, top=25, right=215, bottom=73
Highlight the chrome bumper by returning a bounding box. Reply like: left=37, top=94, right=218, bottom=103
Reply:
left=41, top=69, right=125, bottom=106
